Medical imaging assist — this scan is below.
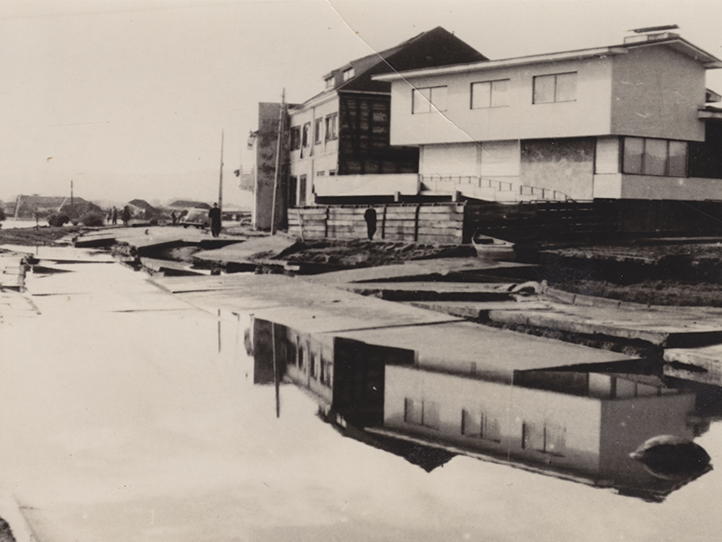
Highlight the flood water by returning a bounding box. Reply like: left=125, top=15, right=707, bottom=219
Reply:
left=1, top=257, right=722, bottom=541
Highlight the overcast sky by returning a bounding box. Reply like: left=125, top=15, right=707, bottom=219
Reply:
left=2, top=0, right=722, bottom=207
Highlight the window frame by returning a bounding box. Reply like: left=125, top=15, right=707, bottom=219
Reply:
left=290, top=126, right=301, bottom=151
left=301, top=122, right=311, bottom=148
left=471, top=78, right=511, bottom=109
left=342, top=67, right=355, bottom=81
left=314, top=118, right=323, bottom=145
left=325, top=113, right=338, bottom=141
left=533, top=72, right=577, bottom=104
left=622, top=136, right=688, bottom=177
left=412, top=85, right=448, bottom=114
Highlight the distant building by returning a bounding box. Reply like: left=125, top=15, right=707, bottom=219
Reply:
left=252, top=27, right=487, bottom=230
left=126, top=199, right=160, bottom=219
left=12, top=195, right=92, bottom=218
left=373, top=29, right=722, bottom=201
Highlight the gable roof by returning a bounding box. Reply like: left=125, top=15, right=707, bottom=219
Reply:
left=299, top=26, right=487, bottom=105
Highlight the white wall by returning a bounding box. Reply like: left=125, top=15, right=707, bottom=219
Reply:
left=289, top=95, right=340, bottom=205
left=388, top=57, right=614, bottom=146
left=611, top=46, right=706, bottom=142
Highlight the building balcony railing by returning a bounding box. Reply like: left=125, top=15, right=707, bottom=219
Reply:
left=420, top=175, right=570, bottom=202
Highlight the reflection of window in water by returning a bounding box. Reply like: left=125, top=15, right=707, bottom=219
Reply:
left=298, top=344, right=306, bottom=371
left=522, top=421, right=566, bottom=456
left=322, top=356, right=333, bottom=387
left=461, top=409, right=501, bottom=442
left=404, top=398, right=440, bottom=430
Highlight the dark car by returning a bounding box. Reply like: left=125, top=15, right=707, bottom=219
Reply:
left=180, top=208, right=209, bottom=229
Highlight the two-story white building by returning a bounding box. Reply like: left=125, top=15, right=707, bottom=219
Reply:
left=373, top=30, right=722, bottom=202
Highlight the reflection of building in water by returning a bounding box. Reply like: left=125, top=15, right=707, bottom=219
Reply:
left=252, top=317, right=415, bottom=425
left=249, top=316, right=712, bottom=501
left=377, top=365, right=703, bottom=501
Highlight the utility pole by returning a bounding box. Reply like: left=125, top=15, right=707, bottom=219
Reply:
left=218, top=131, right=224, bottom=215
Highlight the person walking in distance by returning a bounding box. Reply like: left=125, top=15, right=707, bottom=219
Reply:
left=209, top=203, right=222, bottom=238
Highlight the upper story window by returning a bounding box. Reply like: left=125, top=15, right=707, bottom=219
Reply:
left=314, top=118, right=323, bottom=145
left=471, top=79, right=510, bottom=109
left=325, top=113, right=338, bottom=141
left=412, top=86, right=448, bottom=114
left=342, top=67, right=354, bottom=81
left=533, top=72, right=577, bottom=104
left=290, top=126, right=301, bottom=151
left=623, top=137, right=688, bottom=177
left=301, top=122, right=311, bottom=148
left=324, top=77, right=334, bottom=89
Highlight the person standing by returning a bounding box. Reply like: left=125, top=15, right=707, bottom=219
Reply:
left=111, top=207, right=118, bottom=225
left=209, top=203, right=221, bottom=237
left=364, top=207, right=377, bottom=240
left=121, top=206, right=131, bottom=227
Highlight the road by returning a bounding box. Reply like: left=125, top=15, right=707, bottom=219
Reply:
left=0, top=261, right=330, bottom=542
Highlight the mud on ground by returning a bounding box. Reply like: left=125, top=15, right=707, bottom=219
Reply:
left=540, top=241, right=722, bottom=307
left=276, top=238, right=476, bottom=267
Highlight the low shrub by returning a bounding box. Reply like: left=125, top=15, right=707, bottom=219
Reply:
left=79, top=211, right=105, bottom=227
left=47, top=213, right=70, bottom=227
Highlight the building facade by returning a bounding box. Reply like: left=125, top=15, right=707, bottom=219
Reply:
left=374, top=30, right=722, bottom=201
left=280, top=27, right=487, bottom=213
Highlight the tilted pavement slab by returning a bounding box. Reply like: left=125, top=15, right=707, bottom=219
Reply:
left=335, top=320, right=635, bottom=382
left=1, top=244, right=115, bottom=263
left=488, top=300, right=722, bottom=348
left=664, top=345, right=722, bottom=386
left=301, top=259, right=538, bottom=285
left=332, top=281, right=518, bottom=301
left=152, top=274, right=635, bottom=379
left=23, top=262, right=196, bottom=313
left=407, top=299, right=552, bottom=320
left=151, top=274, right=462, bottom=333
left=191, top=234, right=297, bottom=265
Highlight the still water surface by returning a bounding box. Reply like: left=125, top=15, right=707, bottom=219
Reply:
left=0, top=260, right=721, bottom=541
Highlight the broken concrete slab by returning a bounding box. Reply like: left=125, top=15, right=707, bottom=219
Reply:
left=1, top=244, right=115, bottom=263
left=335, top=320, right=635, bottom=382
left=335, top=281, right=518, bottom=301
left=302, top=259, right=537, bottom=285
left=140, top=257, right=207, bottom=276
left=407, top=300, right=551, bottom=320
left=488, top=302, right=722, bottom=348
left=191, top=234, right=296, bottom=266
left=151, top=273, right=461, bottom=333
left=664, top=345, right=722, bottom=386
